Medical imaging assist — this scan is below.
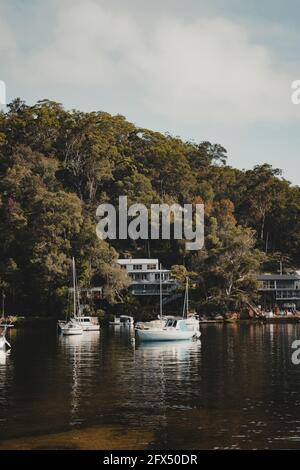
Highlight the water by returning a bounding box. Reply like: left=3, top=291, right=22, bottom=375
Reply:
left=1, top=323, right=300, bottom=449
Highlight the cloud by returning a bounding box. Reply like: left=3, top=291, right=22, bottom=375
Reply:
left=1, top=0, right=299, bottom=126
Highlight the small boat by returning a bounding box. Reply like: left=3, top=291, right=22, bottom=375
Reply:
left=0, top=327, right=11, bottom=350
left=214, top=314, right=224, bottom=322
left=109, top=316, right=122, bottom=326
left=120, top=315, right=134, bottom=326
left=136, top=273, right=200, bottom=342
left=59, top=258, right=83, bottom=336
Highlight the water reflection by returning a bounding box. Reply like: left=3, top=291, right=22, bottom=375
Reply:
left=135, top=340, right=201, bottom=371
left=129, top=339, right=201, bottom=416
left=0, top=349, right=10, bottom=366
left=58, top=332, right=101, bottom=426
left=2, top=324, right=300, bottom=448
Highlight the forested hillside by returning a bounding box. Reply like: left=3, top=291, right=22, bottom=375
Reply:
left=0, top=99, right=299, bottom=316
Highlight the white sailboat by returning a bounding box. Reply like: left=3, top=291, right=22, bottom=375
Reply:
left=183, top=277, right=201, bottom=336
left=59, top=258, right=83, bottom=336
left=0, top=293, right=14, bottom=328
left=136, top=270, right=199, bottom=342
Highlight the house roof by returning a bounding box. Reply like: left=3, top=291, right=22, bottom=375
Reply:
left=117, top=258, right=158, bottom=265
left=257, top=274, right=300, bottom=281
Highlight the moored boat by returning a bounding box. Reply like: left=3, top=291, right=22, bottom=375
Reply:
left=59, top=258, right=83, bottom=336
left=136, top=317, right=197, bottom=342
left=136, top=273, right=200, bottom=342
left=60, top=318, right=83, bottom=336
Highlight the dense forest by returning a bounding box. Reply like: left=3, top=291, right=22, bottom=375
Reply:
left=0, top=99, right=299, bottom=317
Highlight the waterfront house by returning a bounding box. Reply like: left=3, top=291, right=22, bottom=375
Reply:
left=257, top=272, right=300, bottom=310
left=117, top=258, right=178, bottom=296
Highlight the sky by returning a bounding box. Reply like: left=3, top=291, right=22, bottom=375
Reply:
left=1, top=0, right=300, bottom=184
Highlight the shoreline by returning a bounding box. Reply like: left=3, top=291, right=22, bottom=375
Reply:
left=0, top=425, right=153, bottom=450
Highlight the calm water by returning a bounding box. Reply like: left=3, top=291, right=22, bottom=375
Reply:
left=1, top=323, right=300, bottom=449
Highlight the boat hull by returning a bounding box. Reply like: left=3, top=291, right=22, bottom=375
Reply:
left=81, top=325, right=100, bottom=331
left=136, top=328, right=195, bottom=342
left=61, top=328, right=83, bottom=335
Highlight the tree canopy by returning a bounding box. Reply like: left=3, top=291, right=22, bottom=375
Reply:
left=1, top=99, right=299, bottom=315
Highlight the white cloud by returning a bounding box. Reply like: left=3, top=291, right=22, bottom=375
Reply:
left=1, top=0, right=299, bottom=126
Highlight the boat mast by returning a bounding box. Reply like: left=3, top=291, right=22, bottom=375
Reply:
left=159, top=263, right=163, bottom=321
left=182, top=277, right=189, bottom=319
left=182, top=281, right=186, bottom=318
left=75, top=264, right=81, bottom=317
left=186, top=277, right=189, bottom=316
left=72, top=257, right=77, bottom=319
left=2, top=292, right=5, bottom=319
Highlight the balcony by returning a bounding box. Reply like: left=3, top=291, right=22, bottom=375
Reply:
left=276, top=290, right=300, bottom=300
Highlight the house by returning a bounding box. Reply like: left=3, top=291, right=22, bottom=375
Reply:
left=257, top=273, right=300, bottom=310
left=117, top=258, right=178, bottom=296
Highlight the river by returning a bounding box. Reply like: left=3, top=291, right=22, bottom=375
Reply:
left=1, top=323, right=300, bottom=449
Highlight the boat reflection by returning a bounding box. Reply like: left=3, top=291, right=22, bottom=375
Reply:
left=136, top=339, right=200, bottom=356
left=0, top=349, right=10, bottom=366
left=58, top=331, right=101, bottom=425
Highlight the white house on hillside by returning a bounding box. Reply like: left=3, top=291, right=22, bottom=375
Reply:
left=117, top=258, right=178, bottom=296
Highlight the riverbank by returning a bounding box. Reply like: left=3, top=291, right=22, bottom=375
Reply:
left=0, top=425, right=152, bottom=450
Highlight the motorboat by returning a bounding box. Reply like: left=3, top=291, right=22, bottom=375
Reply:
left=109, top=315, right=134, bottom=327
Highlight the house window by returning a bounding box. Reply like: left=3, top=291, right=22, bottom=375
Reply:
left=147, top=264, right=157, bottom=270
left=133, top=264, right=142, bottom=270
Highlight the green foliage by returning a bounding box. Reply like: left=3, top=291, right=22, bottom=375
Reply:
left=0, top=98, right=299, bottom=315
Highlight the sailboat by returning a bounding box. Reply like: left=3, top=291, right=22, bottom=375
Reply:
left=59, top=258, right=83, bottom=336
left=0, top=327, right=11, bottom=350
left=136, top=270, right=199, bottom=342
left=183, top=277, right=201, bottom=336
left=0, top=293, right=14, bottom=328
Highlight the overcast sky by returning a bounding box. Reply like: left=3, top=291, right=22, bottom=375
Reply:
left=1, top=0, right=300, bottom=184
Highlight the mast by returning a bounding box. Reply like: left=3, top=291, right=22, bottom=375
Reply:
left=186, top=277, right=189, bottom=316
left=182, top=281, right=186, bottom=318
left=2, top=292, right=5, bottom=320
left=159, top=263, right=163, bottom=321
left=72, top=257, right=76, bottom=319
left=182, top=277, right=189, bottom=319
